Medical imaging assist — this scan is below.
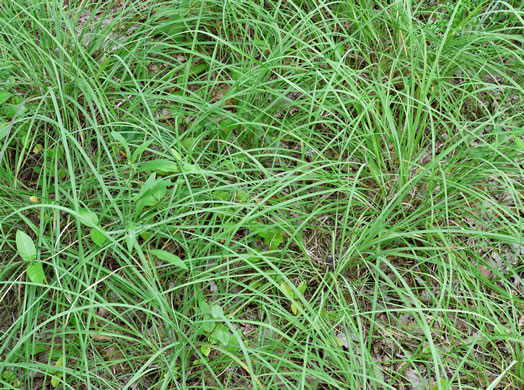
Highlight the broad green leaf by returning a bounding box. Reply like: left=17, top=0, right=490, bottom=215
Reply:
left=181, top=137, right=196, bottom=151
left=0, top=123, right=8, bottom=138
left=148, top=249, right=187, bottom=270
left=141, top=180, right=169, bottom=206
left=154, top=12, right=187, bottom=38
left=125, top=222, right=137, bottom=252
left=133, top=173, right=157, bottom=201
left=512, top=130, right=524, bottom=149
left=16, top=230, right=36, bottom=262
left=78, top=208, right=98, bottom=227
left=267, top=231, right=283, bottom=250
left=191, top=63, right=208, bottom=75
left=170, top=148, right=183, bottom=161
left=210, top=325, right=230, bottom=346
left=291, top=302, right=303, bottom=316
left=182, top=162, right=203, bottom=174
left=280, top=282, right=295, bottom=300
left=249, top=279, right=263, bottom=289
left=134, top=175, right=170, bottom=215
left=46, top=146, right=64, bottom=160
left=200, top=345, right=211, bottom=356
left=421, top=344, right=432, bottom=355
left=33, top=344, right=47, bottom=354
left=430, top=379, right=449, bottom=390
left=140, top=231, right=152, bottom=240
left=141, top=159, right=179, bottom=174
left=210, top=304, right=224, bottom=319
left=201, top=320, right=214, bottom=334
left=90, top=228, right=107, bottom=246
left=51, top=356, right=64, bottom=388
left=245, top=253, right=263, bottom=264
left=0, top=90, right=12, bottom=105
left=18, top=128, right=31, bottom=148
left=297, top=281, right=307, bottom=295
left=212, top=190, right=231, bottom=201
left=199, top=299, right=210, bottom=314
left=4, top=103, right=26, bottom=119
left=49, top=349, right=63, bottom=361
left=235, top=190, right=250, bottom=202
left=255, top=226, right=284, bottom=250
left=27, top=262, right=45, bottom=284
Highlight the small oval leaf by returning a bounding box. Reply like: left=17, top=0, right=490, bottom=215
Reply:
left=141, top=159, right=180, bottom=174
left=90, top=228, right=107, bottom=246
left=148, top=249, right=187, bottom=270
left=210, top=304, right=224, bottom=319
left=297, top=281, right=307, bottom=295
left=27, top=262, right=45, bottom=284
left=16, top=230, right=36, bottom=262
left=200, top=345, right=211, bottom=356
left=78, top=208, right=99, bottom=227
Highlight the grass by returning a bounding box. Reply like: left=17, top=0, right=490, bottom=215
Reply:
left=0, top=0, right=522, bottom=388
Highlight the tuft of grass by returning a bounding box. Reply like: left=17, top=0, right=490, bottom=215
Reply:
left=0, top=0, right=522, bottom=389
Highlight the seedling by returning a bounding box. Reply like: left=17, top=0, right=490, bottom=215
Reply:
left=16, top=230, right=45, bottom=284
left=194, top=297, right=238, bottom=360
left=251, top=224, right=284, bottom=251
left=280, top=280, right=307, bottom=315
left=77, top=208, right=107, bottom=247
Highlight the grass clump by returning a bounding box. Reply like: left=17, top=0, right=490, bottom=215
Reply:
left=0, top=0, right=522, bottom=388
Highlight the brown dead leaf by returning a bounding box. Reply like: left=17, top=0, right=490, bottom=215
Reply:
left=89, top=333, right=113, bottom=342
left=210, top=84, right=234, bottom=106
left=97, top=345, right=124, bottom=362
left=479, top=264, right=491, bottom=279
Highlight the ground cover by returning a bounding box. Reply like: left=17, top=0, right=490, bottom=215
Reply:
left=0, top=0, right=522, bottom=388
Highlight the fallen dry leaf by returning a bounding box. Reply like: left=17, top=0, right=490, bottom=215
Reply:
left=479, top=264, right=491, bottom=279
left=89, top=333, right=113, bottom=342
